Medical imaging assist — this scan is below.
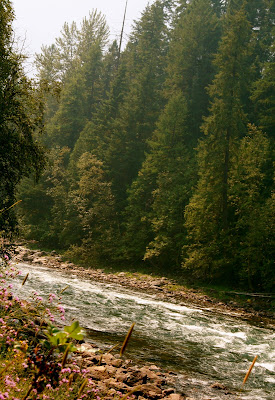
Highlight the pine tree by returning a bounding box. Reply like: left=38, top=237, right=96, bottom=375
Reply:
left=67, top=152, right=117, bottom=263
left=229, top=124, right=273, bottom=289
left=42, top=12, right=109, bottom=149
left=167, top=0, right=221, bottom=141
left=124, top=0, right=220, bottom=266
left=103, top=0, right=172, bottom=211
left=251, top=33, right=275, bottom=138
left=183, top=1, right=253, bottom=281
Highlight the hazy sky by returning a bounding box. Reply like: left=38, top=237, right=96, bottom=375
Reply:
left=12, top=0, right=152, bottom=73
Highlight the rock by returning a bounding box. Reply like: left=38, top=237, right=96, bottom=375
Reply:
left=77, top=343, right=99, bottom=356
left=163, top=388, right=175, bottom=396
left=105, top=365, right=117, bottom=377
left=87, top=365, right=109, bottom=380
left=36, top=251, right=47, bottom=256
left=163, top=394, right=185, bottom=400
left=139, top=366, right=158, bottom=381
left=104, top=378, right=130, bottom=392
left=210, top=382, right=226, bottom=390
left=102, top=354, right=123, bottom=368
left=22, top=254, right=31, bottom=261
left=123, top=370, right=148, bottom=386
left=139, top=384, right=163, bottom=396
left=151, top=280, right=165, bottom=287
left=149, top=365, right=159, bottom=370
left=115, top=369, right=128, bottom=383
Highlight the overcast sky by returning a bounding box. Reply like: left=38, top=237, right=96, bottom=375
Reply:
left=12, top=0, right=152, bottom=74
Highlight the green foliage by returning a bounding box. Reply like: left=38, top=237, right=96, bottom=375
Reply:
left=167, top=0, right=220, bottom=139
left=18, top=0, right=275, bottom=291
left=251, top=41, right=275, bottom=137
left=0, top=0, right=45, bottom=235
left=229, top=125, right=274, bottom=289
left=183, top=1, right=255, bottom=281
left=45, top=321, right=84, bottom=352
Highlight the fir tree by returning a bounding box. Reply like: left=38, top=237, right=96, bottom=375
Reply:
left=183, top=1, right=253, bottom=281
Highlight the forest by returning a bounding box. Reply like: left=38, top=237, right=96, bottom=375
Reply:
left=1, top=0, right=274, bottom=291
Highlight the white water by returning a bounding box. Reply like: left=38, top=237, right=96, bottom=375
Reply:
left=8, top=263, right=275, bottom=399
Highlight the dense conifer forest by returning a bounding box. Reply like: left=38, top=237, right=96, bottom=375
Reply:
left=1, top=0, right=274, bottom=291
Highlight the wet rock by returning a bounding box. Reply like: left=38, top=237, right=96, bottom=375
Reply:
left=210, top=382, right=226, bottom=390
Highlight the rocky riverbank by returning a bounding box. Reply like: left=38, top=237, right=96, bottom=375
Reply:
left=13, top=246, right=275, bottom=326
left=10, top=245, right=273, bottom=399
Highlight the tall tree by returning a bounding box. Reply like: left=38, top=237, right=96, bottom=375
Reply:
left=124, top=0, right=220, bottom=266
left=167, top=0, right=221, bottom=141
left=0, top=0, right=44, bottom=234
left=183, top=1, right=253, bottom=281
left=103, top=0, right=172, bottom=210
left=229, top=124, right=273, bottom=289
left=42, top=11, right=109, bottom=149
left=251, top=33, right=275, bottom=138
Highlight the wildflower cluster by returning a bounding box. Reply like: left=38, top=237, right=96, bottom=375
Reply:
left=0, top=244, right=138, bottom=400
left=0, top=247, right=95, bottom=400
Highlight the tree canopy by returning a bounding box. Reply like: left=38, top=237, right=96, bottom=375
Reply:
left=17, top=0, right=274, bottom=291
left=0, top=0, right=44, bottom=235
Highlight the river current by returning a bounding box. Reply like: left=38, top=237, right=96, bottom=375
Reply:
left=8, top=262, right=275, bottom=399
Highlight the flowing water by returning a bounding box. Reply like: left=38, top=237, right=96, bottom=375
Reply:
left=8, top=263, right=275, bottom=399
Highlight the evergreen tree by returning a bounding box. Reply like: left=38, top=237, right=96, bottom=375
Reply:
left=251, top=34, right=275, bottom=138
left=103, top=0, right=172, bottom=210
left=42, top=11, right=109, bottom=149
left=0, top=0, right=44, bottom=234
left=229, top=124, right=273, bottom=289
left=67, top=152, right=117, bottom=263
left=167, top=0, right=221, bottom=141
left=124, top=0, right=220, bottom=266
left=183, top=1, right=253, bottom=281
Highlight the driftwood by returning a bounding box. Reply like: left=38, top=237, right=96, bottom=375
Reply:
left=222, top=291, right=275, bottom=298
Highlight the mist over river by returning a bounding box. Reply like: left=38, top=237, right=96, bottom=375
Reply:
left=9, top=262, right=275, bottom=400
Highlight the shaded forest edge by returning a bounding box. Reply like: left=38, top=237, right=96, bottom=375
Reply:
left=1, top=1, right=274, bottom=295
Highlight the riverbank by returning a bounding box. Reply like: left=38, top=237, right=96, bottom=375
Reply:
left=6, top=245, right=275, bottom=399
left=7, top=245, right=247, bottom=400
left=13, top=245, right=275, bottom=328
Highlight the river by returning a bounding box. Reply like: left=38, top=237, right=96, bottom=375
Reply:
left=8, top=262, right=275, bottom=400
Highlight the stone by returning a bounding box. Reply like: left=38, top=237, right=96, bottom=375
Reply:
left=124, top=370, right=148, bottom=386
left=210, top=382, right=226, bottom=390
left=163, top=394, right=185, bottom=400
left=163, top=388, right=175, bottom=395
left=139, top=384, right=163, bottom=396
left=86, top=365, right=109, bottom=380
left=140, top=367, right=159, bottom=381
left=104, top=378, right=130, bottom=392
